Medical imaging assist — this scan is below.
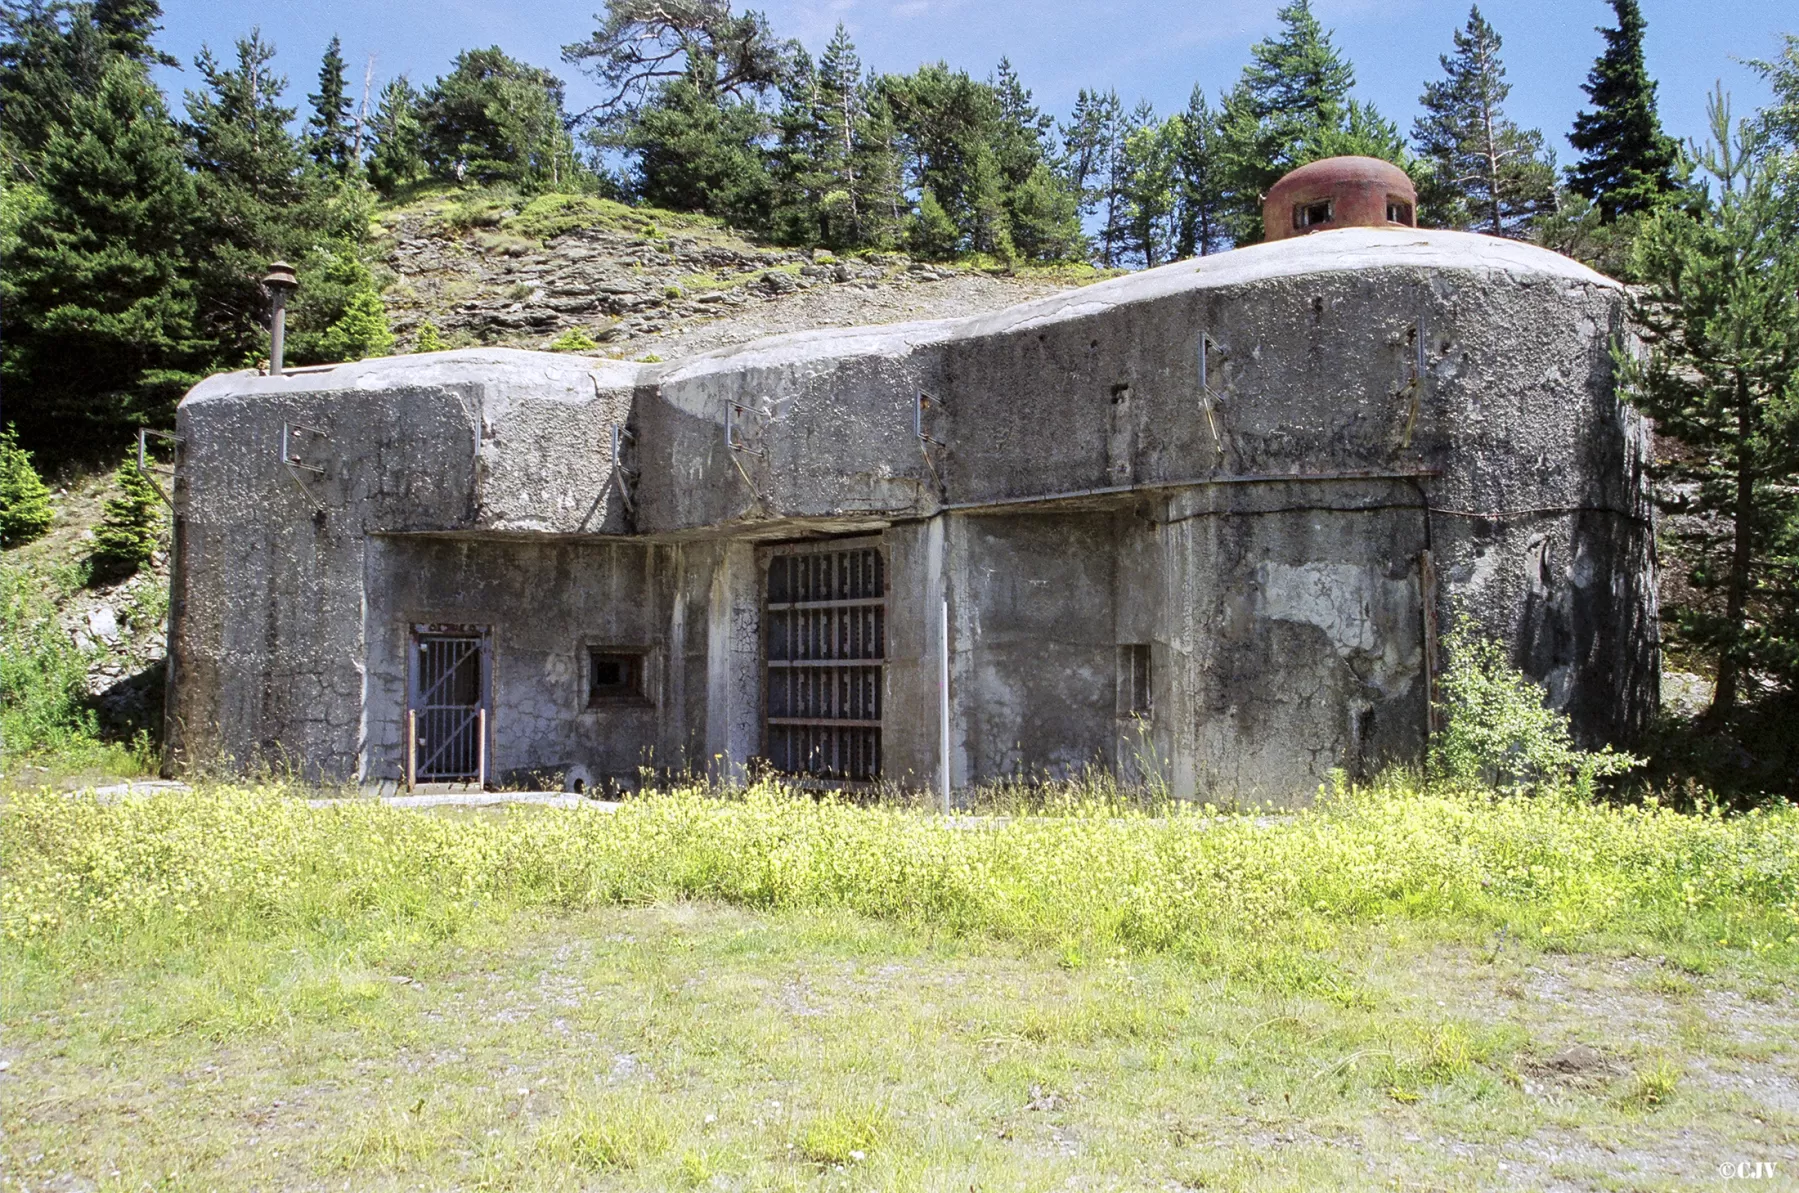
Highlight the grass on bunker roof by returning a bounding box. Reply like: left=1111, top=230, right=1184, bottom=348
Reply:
left=2, top=778, right=1796, bottom=1191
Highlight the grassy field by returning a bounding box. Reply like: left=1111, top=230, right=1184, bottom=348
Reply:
left=3, top=779, right=1796, bottom=1191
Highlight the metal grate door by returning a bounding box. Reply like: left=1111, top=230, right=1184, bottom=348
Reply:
left=411, top=632, right=487, bottom=782
left=764, top=541, right=884, bottom=781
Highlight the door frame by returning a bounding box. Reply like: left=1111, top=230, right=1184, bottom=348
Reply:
left=406, top=622, right=492, bottom=786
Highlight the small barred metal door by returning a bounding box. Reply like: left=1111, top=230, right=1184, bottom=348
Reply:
left=763, top=540, right=885, bottom=782
left=410, top=630, right=487, bottom=783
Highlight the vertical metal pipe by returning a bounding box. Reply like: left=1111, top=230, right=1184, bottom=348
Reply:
left=263, top=261, right=297, bottom=375
left=406, top=709, right=416, bottom=791
left=939, top=594, right=951, bottom=813
left=269, top=289, right=288, bottom=375
left=476, top=708, right=487, bottom=789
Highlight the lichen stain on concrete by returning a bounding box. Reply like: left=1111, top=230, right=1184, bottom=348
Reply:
left=1254, top=561, right=1420, bottom=695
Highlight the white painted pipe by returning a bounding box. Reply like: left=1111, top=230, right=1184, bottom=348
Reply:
left=939, top=594, right=950, bottom=813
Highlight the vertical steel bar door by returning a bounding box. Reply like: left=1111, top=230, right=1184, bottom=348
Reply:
left=764, top=541, right=884, bottom=782
left=411, top=633, right=486, bottom=783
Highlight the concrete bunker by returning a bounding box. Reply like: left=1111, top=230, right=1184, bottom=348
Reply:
left=165, top=215, right=1658, bottom=802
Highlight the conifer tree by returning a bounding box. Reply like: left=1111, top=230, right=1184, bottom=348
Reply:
left=367, top=75, right=426, bottom=196
left=628, top=62, right=772, bottom=226
left=1566, top=0, right=1678, bottom=221
left=92, top=0, right=176, bottom=66
left=1748, top=35, right=1798, bottom=183
left=767, top=47, right=827, bottom=244
left=1621, top=92, right=1799, bottom=720
left=3, top=53, right=198, bottom=452
left=816, top=25, right=863, bottom=243
left=305, top=34, right=353, bottom=174
left=183, top=31, right=344, bottom=368
left=0, top=427, right=55, bottom=547
left=1117, top=101, right=1176, bottom=267
left=1173, top=85, right=1228, bottom=257
left=1216, top=0, right=1405, bottom=241
left=1413, top=7, right=1555, bottom=236
left=418, top=47, right=584, bottom=190
left=90, top=454, right=164, bottom=579
left=412, top=321, right=449, bottom=353
left=852, top=80, right=906, bottom=246
left=991, top=57, right=1080, bottom=260
left=1058, top=89, right=1110, bottom=210
left=2, top=4, right=116, bottom=179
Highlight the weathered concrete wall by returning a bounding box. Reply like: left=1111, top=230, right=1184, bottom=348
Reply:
left=170, top=228, right=1656, bottom=798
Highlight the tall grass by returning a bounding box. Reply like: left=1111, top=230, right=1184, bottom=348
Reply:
left=5, top=776, right=1794, bottom=974
left=0, top=556, right=152, bottom=774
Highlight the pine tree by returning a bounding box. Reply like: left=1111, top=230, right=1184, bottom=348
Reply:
left=412, top=321, right=449, bottom=353
left=1007, top=161, right=1082, bottom=260
left=1173, top=85, right=1228, bottom=257
left=90, top=454, right=163, bottom=579
left=367, top=75, right=426, bottom=196
left=0, top=426, right=55, bottom=547
left=767, top=46, right=828, bottom=245
left=1413, top=6, right=1555, bottom=236
left=1567, top=0, right=1678, bottom=221
left=1216, top=0, right=1406, bottom=241
left=1621, top=92, right=1799, bottom=721
left=1058, top=87, right=1120, bottom=263
left=1116, top=101, right=1176, bottom=267
left=1748, top=35, right=1798, bottom=163
left=1058, top=89, right=1110, bottom=211
left=285, top=247, right=391, bottom=365
left=989, top=57, right=1079, bottom=261
left=305, top=35, right=353, bottom=175
left=182, top=31, right=347, bottom=369
left=419, top=47, right=584, bottom=190
left=91, top=0, right=176, bottom=66
left=907, top=187, right=960, bottom=260
left=852, top=78, right=906, bottom=247
left=816, top=25, right=863, bottom=244
left=883, top=64, right=1023, bottom=258
left=3, top=53, right=198, bottom=455
left=316, top=290, right=393, bottom=361
left=628, top=65, right=773, bottom=227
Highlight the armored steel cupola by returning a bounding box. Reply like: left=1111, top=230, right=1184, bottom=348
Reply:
left=1262, top=156, right=1417, bottom=242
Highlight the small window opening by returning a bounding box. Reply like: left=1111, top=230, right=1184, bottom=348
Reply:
left=589, top=650, right=645, bottom=704
left=1118, top=644, right=1152, bottom=718
left=1294, top=198, right=1333, bottom=229
left=1386, top=198, right=1414, bottom=226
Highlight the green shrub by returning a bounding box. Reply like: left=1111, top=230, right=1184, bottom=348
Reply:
left=316, top=290, right=394, bottom=362
left=412, top=321, right=449, bottom=353
left=0, top=427, right=54, bottom=547
left=1431, top=614, right=1641, bottom=794
left=89, top=458, right=162, bottom=580
left=548, top=327, right=599, bottom=352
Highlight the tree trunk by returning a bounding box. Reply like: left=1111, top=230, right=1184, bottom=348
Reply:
left=1707, top=368, right=1756, bottom=725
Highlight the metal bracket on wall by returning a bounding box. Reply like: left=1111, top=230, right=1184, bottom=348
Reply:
left=1197, top=334, right=1225, bottom=459
left=915, top=390, right=949, bottom=448
left=609, top=422, right=639, bottom=516
left=279, top=421, right=329, bottom=507
left=725, top=401, right=767, bottom=457
left=1397, top=322, right=1426, bottom=449
left=915, top=390, right=950, bottom=499
left=135, top=427, right=182, bottom=508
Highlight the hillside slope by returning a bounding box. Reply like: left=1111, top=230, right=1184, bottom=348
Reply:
left=371, top=190, right=1103, bottom=362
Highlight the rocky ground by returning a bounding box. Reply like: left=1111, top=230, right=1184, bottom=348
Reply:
left=372, top=190, right=1096, bottom=363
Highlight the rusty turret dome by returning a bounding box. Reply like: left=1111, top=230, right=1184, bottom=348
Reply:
left=1262, top=156, right=1417, bottom=242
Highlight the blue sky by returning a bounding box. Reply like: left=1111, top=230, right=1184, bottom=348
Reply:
left=148, top=0, right=1792, bottom=162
